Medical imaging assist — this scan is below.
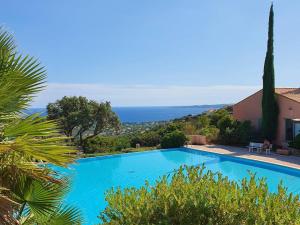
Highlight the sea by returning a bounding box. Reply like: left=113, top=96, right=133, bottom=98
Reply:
left=24, top=105, right=225, bottom=123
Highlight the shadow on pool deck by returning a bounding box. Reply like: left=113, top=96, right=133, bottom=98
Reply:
left=188, top=144, right=300, bottom=170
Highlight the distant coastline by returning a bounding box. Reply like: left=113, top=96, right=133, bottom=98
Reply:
left=25, top=104, right=227, bottom=123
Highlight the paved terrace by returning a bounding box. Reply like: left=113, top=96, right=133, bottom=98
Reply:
left=188, top=145, right=300, bottom=170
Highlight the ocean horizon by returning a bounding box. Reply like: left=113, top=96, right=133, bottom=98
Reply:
left=25, top=105, right=226, bottom=123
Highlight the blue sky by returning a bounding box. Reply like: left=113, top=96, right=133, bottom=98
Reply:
left=1, top=1, right=300, bottom=106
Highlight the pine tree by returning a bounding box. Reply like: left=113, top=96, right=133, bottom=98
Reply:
left=262, top=4, right=278, bottom=141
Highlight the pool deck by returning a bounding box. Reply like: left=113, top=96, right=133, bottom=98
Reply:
left=188, top=145, right=300, bottom=170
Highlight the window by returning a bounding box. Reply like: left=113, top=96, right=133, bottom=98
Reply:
left=257, top=118, right=262, bottom=130
left=286, top=119, right=293, bottom=141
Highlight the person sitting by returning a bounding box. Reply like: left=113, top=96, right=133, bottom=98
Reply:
left=262, top=139, right=270, bottom=150
left=262, top=139, right=272, bottom=154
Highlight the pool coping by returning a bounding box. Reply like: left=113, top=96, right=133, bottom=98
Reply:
left=188, top=144, right=300, bottom=170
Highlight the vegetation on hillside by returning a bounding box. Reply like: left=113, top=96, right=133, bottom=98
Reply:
left=100, top=166, right=300, bottom=225
left=83, top=136, right=131, bottom=153
left=178, top=107, right=253, bottom=145
left=0, top=28, right=82, bottom=224
left=47, top=100, right=253, bottom=155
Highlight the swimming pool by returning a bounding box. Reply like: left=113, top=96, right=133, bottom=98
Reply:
left=53, top=147, right=300, bottom=224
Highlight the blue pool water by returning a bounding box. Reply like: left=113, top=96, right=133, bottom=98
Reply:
left=53, top=148, right=300, bottom=224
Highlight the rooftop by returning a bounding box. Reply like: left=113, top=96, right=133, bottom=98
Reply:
left=275, top=88, right=300, bottom=103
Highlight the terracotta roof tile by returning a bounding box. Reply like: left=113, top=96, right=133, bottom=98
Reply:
left=275, top=88, right=300, bottom=103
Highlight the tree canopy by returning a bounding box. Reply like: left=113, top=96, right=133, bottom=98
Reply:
left=47, top=96, right=121, bottom=145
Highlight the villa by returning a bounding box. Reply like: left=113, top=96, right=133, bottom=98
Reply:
left=233, top=88, right=300, bottom=145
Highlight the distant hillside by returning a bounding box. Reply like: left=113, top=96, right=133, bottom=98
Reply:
left=23, top=108, right=47, bottom=116
left=24, top=104, right=228, bottom=123
left=172, top=104, right=232, bottom=122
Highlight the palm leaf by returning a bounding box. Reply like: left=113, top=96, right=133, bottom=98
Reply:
left=0, top=28, right=45, bottom=116
left=13, top=178, right=68, bottom=217
left=2, top=113, right=77, bottom=167
left=13, top=178, right=83, bottom=225
left=25, top=205, right=84, bottom=225
left=4, top=113, right=60, bottom=138
left=0, top=28, right=15, bottom=52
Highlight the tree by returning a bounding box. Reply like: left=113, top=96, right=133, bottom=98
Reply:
left=47, top=96, right=91, bottom=137
left=47, top=96, right=120, bottom=145
left=261, top=4, right=278, bottom=141
left=0, top=28, right=82, bottom=224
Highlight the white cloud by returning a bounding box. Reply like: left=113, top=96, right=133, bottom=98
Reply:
left=31, top=83, right=261, bottom=107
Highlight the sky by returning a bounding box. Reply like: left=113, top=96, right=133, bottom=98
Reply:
left=1, top=0, right=300, bottom=107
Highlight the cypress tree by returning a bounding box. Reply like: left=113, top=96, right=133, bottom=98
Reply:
left=261, top=4, right=278, bottom=141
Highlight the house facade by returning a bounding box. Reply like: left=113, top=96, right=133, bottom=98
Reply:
left=233, top=88, right=300, bottom=145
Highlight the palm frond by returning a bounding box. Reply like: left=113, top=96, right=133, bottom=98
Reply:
left=25, top=205, right=84, bottom=225
left=4, top=113, right=61, bottom=138
left=21, top=205, right=83, bottom=225
left=2, top=113, right=77, bottom=166
left=13, top=178, right=83, bottom=225
left=43, top=205, right=83, bottom=225
left=13, top=178, right=67, bottom=217
left=0, top=28, right=46, bottom=116
left=0, top=28, right=15, bottom=52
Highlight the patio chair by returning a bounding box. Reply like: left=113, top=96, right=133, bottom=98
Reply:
left=248, top=142, right=263, bottom=152
left=248, top=142, right=255, bottom=152
left=256, top=143, right=263, bottom=153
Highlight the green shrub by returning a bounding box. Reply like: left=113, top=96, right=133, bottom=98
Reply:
left=99, top=166, right=300, bottom=225
left=199, top=126, right=219, bottom=142
left=218, top=120, right=252, bottom=146
left=157, top=123, right=183, bottom=136
left=114, top=136, right=131, bottom=151
left=234, top=120, right=252, bottom=145
left=161, top=130, right=187, bottom=148
left=217, top=114, right=235, bottom=132
left=192, top=109, right=253, bottom=146
left=130, top=131, right=161, bottom=147
left=83, top=136, right=130, bottom=153
left=182, top=123, right=197, bottom=135
left=196, top=115, right=210, bottom=129
left=209, top=109, right=230, bottom=126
